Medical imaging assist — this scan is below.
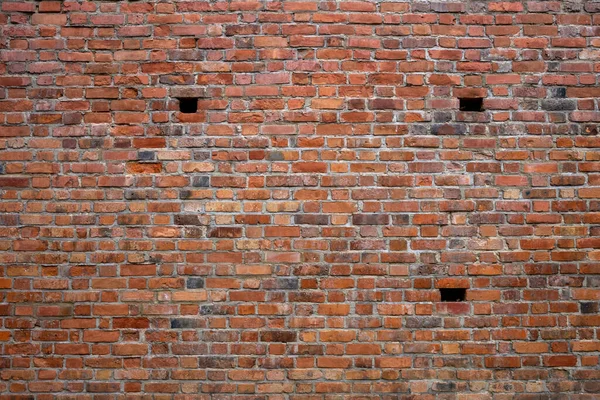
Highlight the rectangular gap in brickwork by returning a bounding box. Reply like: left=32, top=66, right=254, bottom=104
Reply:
left=177, top=98, right=198, bottom=114
left=439, top=288, right=467, bottom=302
left=459, top=97, right=484, bottom=112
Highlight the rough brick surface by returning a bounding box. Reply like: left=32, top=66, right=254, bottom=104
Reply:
left=1, top=0, right=600, bottom=398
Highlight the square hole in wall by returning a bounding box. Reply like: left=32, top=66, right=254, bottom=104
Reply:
left=439, top=288, right=466, bottom=302
left=459, top=97, right=484, bottom=112
left=177, top=98, right=198, bottom=114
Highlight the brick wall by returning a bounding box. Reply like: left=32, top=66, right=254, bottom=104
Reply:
left=1, top=0, right=600, bottom=398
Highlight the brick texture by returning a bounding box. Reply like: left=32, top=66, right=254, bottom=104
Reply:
left=1, top=0, right=600, bottom=398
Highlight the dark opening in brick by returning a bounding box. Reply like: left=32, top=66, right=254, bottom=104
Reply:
left=459, top=97, right=484, bottom=112
left=178, top=98, right=198, bottom=114
left=440, top=288, right=466, bottom=302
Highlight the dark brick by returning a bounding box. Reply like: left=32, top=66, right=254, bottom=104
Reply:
left=551, top=87, right=567, bottom=98
left=186, top=278, right=204, bottom=289
left=138, top=151, right=155, bottom=161
left=404, top=317, right=442, bottom=329
left=174, top=215, right=209, bottom=226
left=199, top=305, right=232, bottom=315
left=125, top=190, right=159, bottom=200
left=268, top=151, right=285, bottom=161
left=432, top=124, right=466, bottom=135
left=433, top=382, right=456, bottom=392
left=208, top=227, right=243, bottom=238
left=197, top=357, right=235, bottom=369
left=192, top=175, right=210, bottom=187
left=263, top=278, right=299, bottom=290
left=170, top=318, right=202, bottom=328
left=294, top=214, right=329, bottom=225
left=352, top=214, right=389, bottom=225
left=0, top=214, right=18, bottom=226
left=541, top=100, right=576, bottom=111
left=260, top=331, right=297, bottom=342
left=580, top=302, right=597, bottom=314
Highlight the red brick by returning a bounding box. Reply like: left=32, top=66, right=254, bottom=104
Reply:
left=83, top=330, right=120, bottom=342
left=31, top=14, right=67, bottom=25
left=113, top=344, right=148, bottom=356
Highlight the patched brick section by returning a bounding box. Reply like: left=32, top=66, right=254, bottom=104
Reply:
left=1, top=0, right=600, bottom=398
